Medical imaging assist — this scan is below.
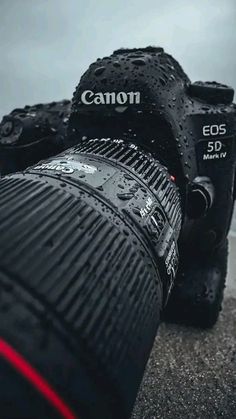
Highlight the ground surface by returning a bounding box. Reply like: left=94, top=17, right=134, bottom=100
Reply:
left=132, top=211, right=236, bottom=419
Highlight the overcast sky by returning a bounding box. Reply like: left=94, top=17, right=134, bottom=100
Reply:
left=0, top=0, right=235, bottom=118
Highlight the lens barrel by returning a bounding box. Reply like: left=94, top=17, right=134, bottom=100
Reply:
left=0, top=139, right=181, bottom=418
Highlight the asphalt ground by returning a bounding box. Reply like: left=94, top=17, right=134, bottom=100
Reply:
left=132, top=210, right=236, bottom=419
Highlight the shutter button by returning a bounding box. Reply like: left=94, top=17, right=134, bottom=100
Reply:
left=188, top=81, right=234, bottom=105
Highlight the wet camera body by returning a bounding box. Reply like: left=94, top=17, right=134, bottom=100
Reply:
left=68, top=46, right=236, bottom=326
left=0, top=46, right=236, bottom=419
left=1, top=47, right=235, bottom=327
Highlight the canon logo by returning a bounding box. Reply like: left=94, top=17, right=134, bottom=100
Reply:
left=81, top=90, right=141, bottom=105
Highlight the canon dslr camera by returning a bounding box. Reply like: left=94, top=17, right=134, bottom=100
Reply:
left=0, top=47, right=235, bottom=419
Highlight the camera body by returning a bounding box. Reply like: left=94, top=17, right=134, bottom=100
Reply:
left=0, top=46, right=235, bottom=419
left=69, top=46, right=236, bottom=326
left=1, top=47, right=235, bottom=327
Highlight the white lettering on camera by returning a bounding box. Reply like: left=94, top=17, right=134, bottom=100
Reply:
left=203, top=140, right=227, bottom=160
left=165, top=241, right=177, bottom=276
left=34, top=160, right=97, bottom=174
left=81, top=90, right=141, bottom=105
left=203, top=124, right=226, bottom=137
left=140, top=197, right=153, bottom=218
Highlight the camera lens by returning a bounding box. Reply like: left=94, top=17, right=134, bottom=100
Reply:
left=0, top=138, right=181, bottom=418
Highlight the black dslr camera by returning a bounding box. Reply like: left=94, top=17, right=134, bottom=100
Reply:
left=0, top=47, right=235, bottom=419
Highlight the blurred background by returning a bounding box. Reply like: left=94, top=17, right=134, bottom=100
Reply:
left=0, top=1, right=235, bottom=417
left=0, top=0, right=235, bottom=117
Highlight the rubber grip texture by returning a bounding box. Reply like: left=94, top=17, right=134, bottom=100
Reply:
left=0, top=174, right=162, bottom=419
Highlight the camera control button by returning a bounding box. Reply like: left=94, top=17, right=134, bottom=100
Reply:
left=0, top=120, right=14, bottom=138
left=188, top=81, right=234, bottom=105
left=187, top=176, right=214, bottom=219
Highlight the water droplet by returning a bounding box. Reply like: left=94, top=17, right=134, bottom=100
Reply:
left=133, top=208, right=141, bottom=216
left=124, top=173, right=133, bottom=180
left=115, top=106, right=128, bottom=113
left=159, top=77, right=166, bottom=86
left=117, top=193, right=134, bottom=200
left=50, top=127, right=57, bottom=133
left=94, top=66, right=105, bottom=76
left=132, top=58, right=146, bottom=66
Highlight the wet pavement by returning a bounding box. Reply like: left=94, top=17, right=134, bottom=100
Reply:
left=132, top=213, right=236, bottom=419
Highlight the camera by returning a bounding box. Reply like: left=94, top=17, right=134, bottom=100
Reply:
left=69, top=46, right=236, bottom=327
left=0, top=47, right=235, bottom=419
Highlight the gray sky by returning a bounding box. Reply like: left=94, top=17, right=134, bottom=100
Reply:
left=0, top=0, right=235, bottom=118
